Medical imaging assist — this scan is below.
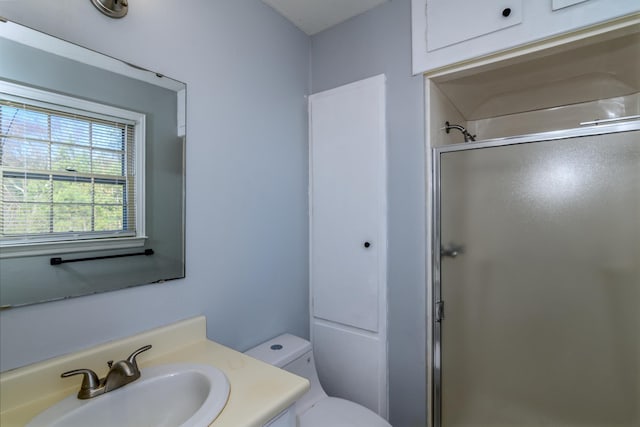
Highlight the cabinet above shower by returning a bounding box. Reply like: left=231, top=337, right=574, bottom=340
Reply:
left=411, top=0, right=640, bottom=75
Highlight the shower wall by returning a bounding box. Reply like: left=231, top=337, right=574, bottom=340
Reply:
left=467, top=93, right=640, bottom=140
left=428, top=81, right=467, bottom=147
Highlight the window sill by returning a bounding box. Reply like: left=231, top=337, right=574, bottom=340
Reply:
left=0, top=236, right=148, bottom=259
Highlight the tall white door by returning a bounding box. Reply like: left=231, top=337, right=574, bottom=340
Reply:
left=309, top=74, right=387, bottom=417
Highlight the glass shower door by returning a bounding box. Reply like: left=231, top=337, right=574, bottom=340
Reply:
left=435, top=126, right=640, bottom=426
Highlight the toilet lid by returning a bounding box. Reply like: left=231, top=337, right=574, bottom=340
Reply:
left=299, top=397, right=392, bottom=427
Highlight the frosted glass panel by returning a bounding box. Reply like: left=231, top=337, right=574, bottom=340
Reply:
left=438, top=130, right=640, bottom=426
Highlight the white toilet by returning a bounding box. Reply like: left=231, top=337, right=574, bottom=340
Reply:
left=245, top=333, right=392, bottom=427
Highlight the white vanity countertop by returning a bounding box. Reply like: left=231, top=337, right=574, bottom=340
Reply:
left=0, top=316, right=309, bottom=427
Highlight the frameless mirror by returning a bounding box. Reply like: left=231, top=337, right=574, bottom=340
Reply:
left=0, top=19, right=186, bottom=308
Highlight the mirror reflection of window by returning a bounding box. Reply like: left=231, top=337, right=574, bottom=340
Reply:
left=0, top=20, right=185, bottom=309
left=1, top=82, right=145, bottom=253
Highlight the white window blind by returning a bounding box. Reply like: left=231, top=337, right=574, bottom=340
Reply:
left=0, top=89, right=142, bottom=249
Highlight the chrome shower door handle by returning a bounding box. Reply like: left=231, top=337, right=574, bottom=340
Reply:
left=441, top=243, right=464, bottom=258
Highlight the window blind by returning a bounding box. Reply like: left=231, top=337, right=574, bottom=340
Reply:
left=0, top=98, right=137, bottom=244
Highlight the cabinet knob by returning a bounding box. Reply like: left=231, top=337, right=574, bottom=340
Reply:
left=364, top=241, right=371, bottom=248
left=502, top=7, right=512, bottom=17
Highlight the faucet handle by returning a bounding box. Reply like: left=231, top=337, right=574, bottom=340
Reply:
left=126, top=344, right=152, bottom=370
left=61, top=368, right=101, bottom=393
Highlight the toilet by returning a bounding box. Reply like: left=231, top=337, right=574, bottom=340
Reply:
left=245, top=334, right=392, bottom=427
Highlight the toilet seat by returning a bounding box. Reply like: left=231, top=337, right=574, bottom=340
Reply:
left=299, top=397, right=392, bottom=427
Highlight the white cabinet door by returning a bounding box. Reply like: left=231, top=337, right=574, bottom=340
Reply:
left=309, top=75, right=386, bottom=333
left=309, top=74, right=388, bottom=417
left=426, top=0, right=522, bottom=52
left=412, top=0, right=640, bottom=74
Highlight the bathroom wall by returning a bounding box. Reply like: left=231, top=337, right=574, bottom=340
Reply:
left=310, top=1, right=427, bottom=425
left=1, top=3, right=431, bottom=426
left=0, top=0, right=310, bottom=371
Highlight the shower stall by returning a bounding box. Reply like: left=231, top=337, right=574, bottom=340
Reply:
left=432, top=121, right=640, bottom=426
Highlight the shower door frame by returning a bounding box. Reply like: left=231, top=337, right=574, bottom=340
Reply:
left=430, top=119, right=640, bottom=427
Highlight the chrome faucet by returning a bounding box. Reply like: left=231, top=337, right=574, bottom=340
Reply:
left=61, top=345, right=152, bottom=399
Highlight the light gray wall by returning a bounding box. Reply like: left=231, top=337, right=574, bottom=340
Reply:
left=310, top=1, right=427, bottom=426
left=0, top=0, right=310, bottom=371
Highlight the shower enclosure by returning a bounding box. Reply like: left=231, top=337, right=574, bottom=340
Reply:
left=432, top=122, right=640, bottom=426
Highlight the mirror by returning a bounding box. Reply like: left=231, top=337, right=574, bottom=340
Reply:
left=0, top=19, right=186, bottom=308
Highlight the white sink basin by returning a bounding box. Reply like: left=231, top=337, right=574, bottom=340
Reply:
left=28, top=363, right=230, bottom=427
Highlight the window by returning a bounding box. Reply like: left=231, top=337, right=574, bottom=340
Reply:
left=0, top=81, right=145, bottom=257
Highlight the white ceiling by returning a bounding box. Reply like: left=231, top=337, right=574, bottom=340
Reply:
left=262, top=0, right=389, bottom=35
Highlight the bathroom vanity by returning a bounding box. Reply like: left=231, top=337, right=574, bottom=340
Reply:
left=0, top=317, right=309, bottom=427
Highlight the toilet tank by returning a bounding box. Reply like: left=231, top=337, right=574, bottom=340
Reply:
left=245, top=334, right=311, bottom=368
left=245, top=334, right=328, bottom=415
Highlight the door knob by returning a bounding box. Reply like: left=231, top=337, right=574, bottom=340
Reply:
left=364, top=241, right=372, bottom=248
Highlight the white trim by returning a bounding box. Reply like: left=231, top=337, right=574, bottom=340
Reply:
left=0, top=80, right=143, bottom=123
left=134, top=114, right=146, bottom=241
left=0, top=236, right=147, bottom=258
left=0, top=80, right=146, bottom=255
left=177, top=89, right=186, bottom=138
left=423, top=78, right=434, bottom=427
